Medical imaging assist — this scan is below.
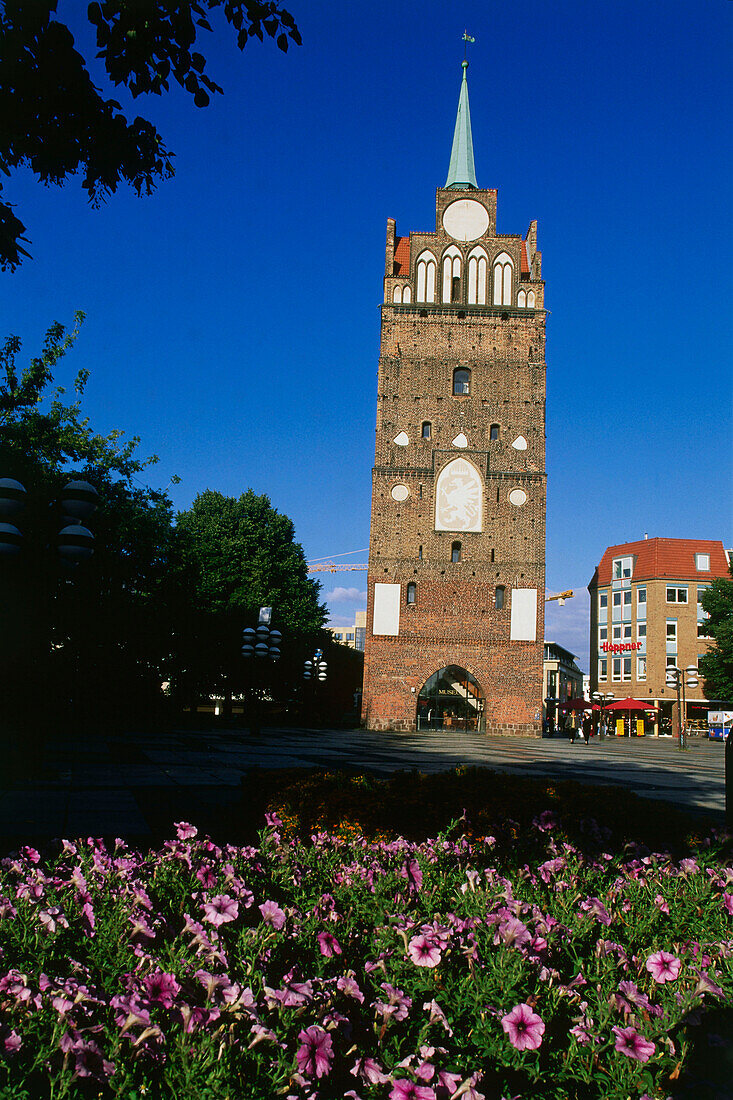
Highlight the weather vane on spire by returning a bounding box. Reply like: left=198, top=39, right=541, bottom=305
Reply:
left=462, top=30, right=475, bottom=61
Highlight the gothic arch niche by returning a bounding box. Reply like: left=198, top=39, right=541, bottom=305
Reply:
left=492, top=252, right=514, bottom=306
left=435, top=458, right=483, bottom=532
left=416, top=665, right=484, bottom=731
left=467, top=246, right=488, bottom=304
left=441, top=245, right=462, bottom=303
left=416, top=251, right=437, bottom=303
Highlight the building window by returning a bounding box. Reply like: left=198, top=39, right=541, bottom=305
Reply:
left=599, top=592, right=608, bottom=609
left=416, top=251, right=437, bottom=303
left=613, top=592, right=622, bottom=607
left=494, top=585, right=505, bottom=610
left=422, top=421, right=432, bottom=439
left=406, top=583, right=416, bottom=605
left=599, top=658, right=607, bottom=681
left=612, top=556, right=633, bottom=579
left=637, top=622, right=646, bottom=639
left=666, top=586, right=688, bottom=603
left=695, top=553, right=710, bottom=571
left=612, top=625, right=622, bottom=641
left=623, top=624, right=632, bottom=640
left=599, top=626, right=607, bottom=643
left=666, top=655, right=677, bottom=669
left=492, top=252, right=513, bottom=306
left=666, top=620, right=677, bottom=641
left=637, top=656, right=646, bottom=681
left=451, top=541, right=462, bottom=563
left=346, top=633, right=354, bottom=641
left=489, top=423, right=499, bottom=441
left=453, top=368, right=470, bottom=396
left=612, top=658, right=622, bottom=682
left=623, top=658, right=631, bottom=682
left=637, top=586, right=646, bottom=604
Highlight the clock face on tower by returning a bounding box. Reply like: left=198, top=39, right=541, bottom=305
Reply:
left=442, top=198, right=489, bottom=242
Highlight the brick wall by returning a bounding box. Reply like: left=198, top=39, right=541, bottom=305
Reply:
left=362, top=187, right=547, bottom=734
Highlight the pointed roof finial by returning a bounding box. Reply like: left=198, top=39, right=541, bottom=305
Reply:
left=446, top=35, right=477, bottom=190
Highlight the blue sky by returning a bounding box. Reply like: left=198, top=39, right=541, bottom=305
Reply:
left=3, top=0, right=732, bottom=670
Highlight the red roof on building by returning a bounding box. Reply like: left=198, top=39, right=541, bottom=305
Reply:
left=393, top=237, right=410, bottom=276
left=591, top=538, right=730, bottom=586
left=521, top=240, right=530, bottom=275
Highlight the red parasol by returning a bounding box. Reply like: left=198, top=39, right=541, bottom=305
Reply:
left=604, top=697, right=658, bottom=712
left=560, top=698, right=594, bottom=711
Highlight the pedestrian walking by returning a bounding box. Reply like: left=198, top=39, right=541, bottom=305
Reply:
left=582, top=713, right=592, bottom=744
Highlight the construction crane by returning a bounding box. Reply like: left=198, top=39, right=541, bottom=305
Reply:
left=545, top=589, right=574, bottom=605
left=308, top=561, right=368, bottom=574
left=307, top=549, right=368, bottom=574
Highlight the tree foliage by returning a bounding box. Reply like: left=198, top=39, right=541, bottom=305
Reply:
left=699, top=564, right=733, bottom=701
left=0, top=314, right=179, bottom=733
left=0, top=0, right=301, bottom=269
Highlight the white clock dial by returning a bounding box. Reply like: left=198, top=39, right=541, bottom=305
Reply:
left=442, top=199, right=489, bottom=242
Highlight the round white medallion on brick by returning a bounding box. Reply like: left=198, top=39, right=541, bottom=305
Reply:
left=442, top=199, right=489, bottom=242
left=508, top=488, right=527, bottom=507
left=391, top=484, right=409, bottom=502
left=512, top=435, right=528, bottom=450
left=393, top=431, right=409, bottom=446
left=451, top=433, right=468, bottom=448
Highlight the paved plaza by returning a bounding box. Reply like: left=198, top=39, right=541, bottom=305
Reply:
left=0, top=725, right=725, bottom=850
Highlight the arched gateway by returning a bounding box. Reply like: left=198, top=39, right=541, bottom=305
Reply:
left=416, top=666, right=484, bottom=731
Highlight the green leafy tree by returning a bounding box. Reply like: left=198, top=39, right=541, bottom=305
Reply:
left=174, top=489, right=326, bottom=713
left=699, top=564, right=733, bottom=701
left=0, top=313, right=180, bottom=736
left=0, top=0, right=301, bottom=269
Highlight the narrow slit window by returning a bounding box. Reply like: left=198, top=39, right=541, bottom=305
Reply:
left=490, top=423, right=499, bottom=441
left=494, top=585, right=505, bottom=610
left=406, top=583, right=416, bottom=605
left=451, top=541, right=462, bottom=563
left=422, top=421, right=432, bottom=439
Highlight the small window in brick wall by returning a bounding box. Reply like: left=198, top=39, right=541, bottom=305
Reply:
left=406, top=583, right=416, bottom=605
left=490, top=424, right=499, bottom=441
left=422, top=421, right=432, bottom=439
left=453, top=369, right=470, bottom=396
left=494, top=585, right=505, bottom=610
left=451, top=541, right=462, bottom=563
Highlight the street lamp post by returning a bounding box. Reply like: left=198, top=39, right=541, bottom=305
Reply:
left=664, top=664, right=698, bottom=750
left=592, top=691, right=615, bottom=739
left=303, top=648, right=327, bottom=725
left=241, top=607, right=282, bottom=734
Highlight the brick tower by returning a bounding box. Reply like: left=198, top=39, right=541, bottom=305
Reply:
left=361, top=59, right=547, bottom=735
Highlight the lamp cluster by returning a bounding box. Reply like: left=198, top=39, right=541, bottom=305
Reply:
left=304, top=649, right=327, bottom=682
left=0, top=477, right=99, bottom=562
left=665, top=664, right=699, bottom=749
left=241, top=624, right=282, bottom=661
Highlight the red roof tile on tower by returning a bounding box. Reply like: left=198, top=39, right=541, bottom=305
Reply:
left=393, top=237, right=410, bottom=276
left=521, top=240, right=530, bottom=275
left=592, top=538, right=729, bottom=586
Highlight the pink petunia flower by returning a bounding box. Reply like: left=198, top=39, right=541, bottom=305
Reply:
left=408, top=935, right=442, bottom=967
left=389, top=1080, right=436, bottom=1100
left=259, top=900, right=286, bottom=930
left=143, top=971, right=180, bottom=1008
left=338, top=974, right=365, bottom=1003
left=201, top=894, right=238, bottom=927
left=400, top=859, right=423, bottom=893
left=295, top=1025, right=333, bottom=1078
left=501, top=1003, right=545, bottom=1051
left=645, top=950, right=682, bottom=983
left=653, top=894, right=670, bottom=913
left=317, top=931, right=342, bottom=957
left=612, top=1025, right=656, bottom=1062
left=175, top=822, right=198, bottom=840
left=722, top=893, right=733, bottom=916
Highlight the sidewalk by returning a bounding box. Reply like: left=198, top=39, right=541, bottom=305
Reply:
left=0, top=726, right=724, bottom=852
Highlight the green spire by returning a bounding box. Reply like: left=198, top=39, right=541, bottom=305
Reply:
left=445, top=59, right=477, bottom=190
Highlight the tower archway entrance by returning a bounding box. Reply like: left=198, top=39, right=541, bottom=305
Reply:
left=416, top=666, right=484, bottom=731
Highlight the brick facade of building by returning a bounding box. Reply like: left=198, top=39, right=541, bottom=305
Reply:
left=361, top=177, right=547, bottom=734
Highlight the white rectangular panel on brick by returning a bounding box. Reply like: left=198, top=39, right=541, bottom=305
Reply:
left=373, top=583, right=401, bottom=636
left=510, top=588, right=537, bottom=641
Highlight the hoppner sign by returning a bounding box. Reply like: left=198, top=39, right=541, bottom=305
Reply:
left=601, top=642, right=643, bottom=654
